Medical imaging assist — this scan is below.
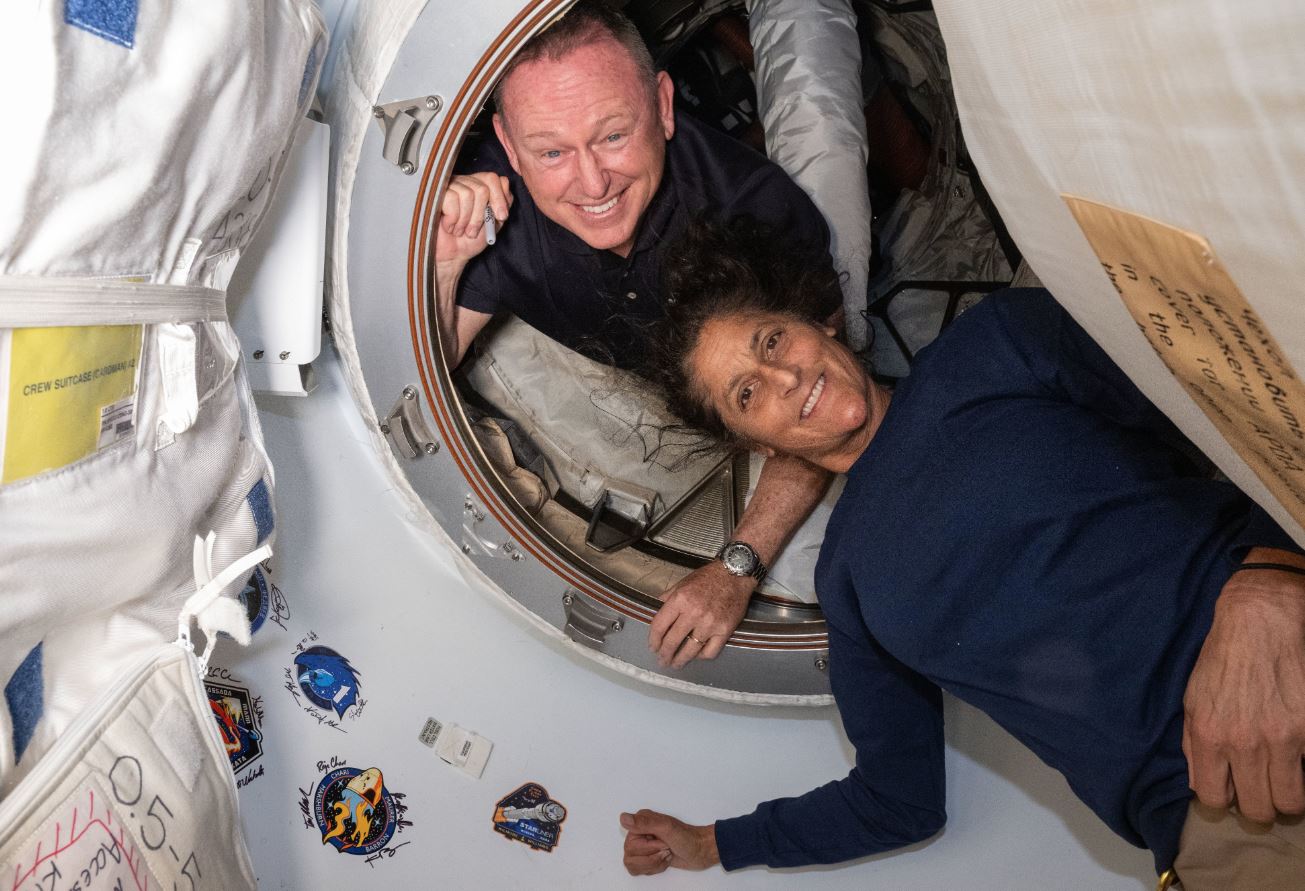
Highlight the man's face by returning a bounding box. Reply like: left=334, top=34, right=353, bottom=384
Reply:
left=493, top=38, right=675, bottom=257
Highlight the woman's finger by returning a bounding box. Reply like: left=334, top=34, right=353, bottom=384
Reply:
left=670, top=630, right=707, bottom=669
left=657, top=615, right=698, bottom=666
left=625, top=835, right=670, bottom=857
left=700, top=635, right=727, bottom=661
left=624, top=850, right=673, bottom=876
left=1268, top=749, right=1305, bottom=815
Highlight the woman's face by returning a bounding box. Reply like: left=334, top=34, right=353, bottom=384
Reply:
left=687, top=312, right=878, bottom=471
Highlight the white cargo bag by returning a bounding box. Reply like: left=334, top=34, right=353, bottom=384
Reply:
left=0, top=0, right=326, bottom=883
left=0, top=645, right=256, bottom=891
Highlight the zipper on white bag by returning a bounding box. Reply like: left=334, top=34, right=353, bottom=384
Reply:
left=0, top=645, right=181, bottom=831
left=0, top=537, right=271, bottom=828
left=178, top=533, right=272, bottom=676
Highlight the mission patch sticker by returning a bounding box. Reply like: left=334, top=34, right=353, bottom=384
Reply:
left=299, top=757, right=411, bottom=864
left=238, top=566, right=271, bottom=636
left=284, top=633, right=367, bottom=732
left=205, top=680, right=263, bottom=773
left=492, top=782, right=567, bottom=852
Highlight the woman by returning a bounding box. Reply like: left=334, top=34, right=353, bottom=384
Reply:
left=620, top=219, right=1305, bottom=889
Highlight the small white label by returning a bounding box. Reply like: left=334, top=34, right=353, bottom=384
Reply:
left=418, top=718, right=442, bottom=748
left=434, top=723, right=492, bottom=779
left=97, top=395, right=136, bottom=449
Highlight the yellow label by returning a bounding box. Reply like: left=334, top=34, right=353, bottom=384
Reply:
left=1063, top=195, right=1305, bottom=529
left=3, top=325, right=143, bottom=484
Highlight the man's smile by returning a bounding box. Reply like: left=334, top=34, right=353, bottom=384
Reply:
left=576, top=191, right=623, bottom=216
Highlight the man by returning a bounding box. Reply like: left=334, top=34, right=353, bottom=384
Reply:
left=433, top=2, right=838, bottom=666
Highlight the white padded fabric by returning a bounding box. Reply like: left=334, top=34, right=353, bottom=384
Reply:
left=748, top=0, right=874, bottom=351
left=0, top=646, right=257, bottom=891
left=933, top=0, right=1305, bottom=545
left=0, top=0, right=324, bottom=796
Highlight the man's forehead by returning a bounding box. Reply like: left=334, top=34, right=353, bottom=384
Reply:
left=517, top=110, right=637, bottom=143
left=498, top=38, right=652, bottom=126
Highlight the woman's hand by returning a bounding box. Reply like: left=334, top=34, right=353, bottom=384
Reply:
left=1183, top=551, right=1305, bottom=823
left=649, top=563, right=754, bottom=668
left=620, top=810, right=719, bottom=875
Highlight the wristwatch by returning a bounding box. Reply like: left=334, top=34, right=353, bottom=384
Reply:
left=716, top=540, right=768, bottom=581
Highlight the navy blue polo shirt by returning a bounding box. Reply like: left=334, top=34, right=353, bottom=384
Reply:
left=455, top=110, right=833, bottom=372
left=715, top=289, right=1302, bottom=874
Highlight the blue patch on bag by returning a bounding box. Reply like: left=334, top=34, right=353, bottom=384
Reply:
left=5, top=643, right=43, bottom=763
left=65, top=0, right=138, bottom=49
left=248, top=478, right=274, bottom=544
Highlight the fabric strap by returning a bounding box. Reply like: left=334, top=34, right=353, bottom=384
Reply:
left=0, top=277, right=227, bottom=327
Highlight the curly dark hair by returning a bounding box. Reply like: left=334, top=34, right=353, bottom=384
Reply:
left=644, top=215, right=843, bottom=447
left=493, top=1, right=658, bottom=116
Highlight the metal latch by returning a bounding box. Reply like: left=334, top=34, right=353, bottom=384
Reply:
left=372, top=95, right=443, bottom=175
left=584, top=486, right=656, bottom=553
left=562, top=589, right=624, bottom=650
left=380, top=386, right=440, bottom=459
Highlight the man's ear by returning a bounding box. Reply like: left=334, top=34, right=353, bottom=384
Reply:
left=655, top=71, right=675, bottom=141
left=492, top=112, right=522, bottom=175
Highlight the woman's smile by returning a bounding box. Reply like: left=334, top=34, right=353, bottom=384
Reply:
left=688, top=311, right=887, bottom=472
left=800, top=373, right=825, bottom=420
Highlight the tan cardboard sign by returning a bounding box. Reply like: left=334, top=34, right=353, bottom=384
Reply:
left=1063, top=195, right=1305, bottom=529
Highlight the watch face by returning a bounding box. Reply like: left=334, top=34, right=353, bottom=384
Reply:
left=722, top=543, right=757, bottom=575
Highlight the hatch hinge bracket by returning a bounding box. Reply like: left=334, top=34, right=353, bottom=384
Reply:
left=562, top=589, right=625, bottom=650
left=372, top=95, right=443, bottom=175
left=380, top=385, right=440, bottom=459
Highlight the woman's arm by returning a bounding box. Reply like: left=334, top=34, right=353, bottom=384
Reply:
left=1183, top=547, right=1305, bottom=823
left=649, top=454, right=832, bottom=667
left=622, top=617, right=947, bottom=873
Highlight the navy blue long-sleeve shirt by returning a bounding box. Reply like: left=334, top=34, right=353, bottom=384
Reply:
left=715, top=289, right=1299, bottom=873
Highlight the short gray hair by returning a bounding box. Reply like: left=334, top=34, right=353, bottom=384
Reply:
left=493, top=1, right=658, bottom=117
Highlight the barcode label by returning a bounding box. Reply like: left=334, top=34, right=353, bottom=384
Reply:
left=418, top=718, right=442, bottom=748
left=97, top=396, right=136, bottom=449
